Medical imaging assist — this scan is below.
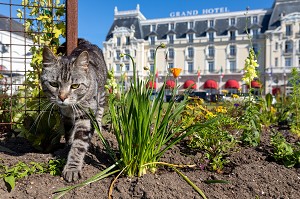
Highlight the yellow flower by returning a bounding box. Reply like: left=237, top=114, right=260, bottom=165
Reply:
left=270, top=106, right=276, bottom=114
left=205, top=111, right=216, bottom=119
left=144, top=66, right=149, bottom=71
left=232, top=94, right=239, bottom=98
left=120, top=53, right=124, bottom=58
left=170, top=68, right=182, bottom=78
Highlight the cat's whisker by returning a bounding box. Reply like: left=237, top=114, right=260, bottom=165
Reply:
left=28, top=102, right=54, bottom=133
left=47, top=103, right=57, bottom=127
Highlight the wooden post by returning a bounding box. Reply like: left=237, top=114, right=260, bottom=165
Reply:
left=66, top=0, right=78, bottom=55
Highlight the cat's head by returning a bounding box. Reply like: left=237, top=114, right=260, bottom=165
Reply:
left=41, top=47, right=91, bottom=107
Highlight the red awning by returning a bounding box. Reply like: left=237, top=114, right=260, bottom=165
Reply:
left=146, top=81, right=157, bottom=89
left=203, top=79, right=217, bottom=89
left=225, top=79, right=240, bottom=89
left=183, top=80, right=196, bottom=89
left=166, top=80, right=175, bottom=89
left=251, top=80, right=261, bottom=88
left=272, top=87, right=280, bottom=95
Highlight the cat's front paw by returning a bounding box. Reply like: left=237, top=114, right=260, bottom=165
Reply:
left=62, top=167, right=82, bottom=182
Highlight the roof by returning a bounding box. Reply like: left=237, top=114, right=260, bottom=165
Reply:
left=0, top=14, right=26, bottom=37
left=105, top=1, right=298, bottom=42
left=268, top=0, right=300, bottom=30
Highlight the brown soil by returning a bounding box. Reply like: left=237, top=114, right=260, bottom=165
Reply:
left=0, top=128, right=300, bottom=199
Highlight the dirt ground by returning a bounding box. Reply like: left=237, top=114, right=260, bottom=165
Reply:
left=0, top=128, right=300, bottom=199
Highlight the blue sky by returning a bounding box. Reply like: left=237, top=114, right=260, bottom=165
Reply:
left=78, top=0, right=274, bottom=48
left=2, top=0, right=275, bottom=48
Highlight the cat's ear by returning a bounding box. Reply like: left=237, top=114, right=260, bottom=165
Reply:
left=43, top=47, right=57, bottom=66
left=74, top=51, right=89, bottom=70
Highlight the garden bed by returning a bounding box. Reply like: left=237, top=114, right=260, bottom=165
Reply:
left=0, top=128, right=300, bottom=199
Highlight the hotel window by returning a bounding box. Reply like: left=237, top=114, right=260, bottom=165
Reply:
left=285, top=41, right=293, bottom=53
left=125, top=64, right=130, bottom=71
left=253, top=16, right=258, bottom=24
left=117, top=37, right=121, bottom=46
left=208, top=32, right=214, bottom=42
left=253, top=43, right=259, bottom=54
left=169, top=34, right=174, bottom=44
left=298, top=40, right=300, bottom=53
left=168, top=62, right=174, bottom=69
left=208, top=46, right=214, bottom=57
left=126, top=36, right=130, bottom=45
left=230, top=18, right=236, bottom=26
left=286, top=24, right=292, bottom=36
left=189, top=21, right=194, bottom=29
left=187, top=47, right=194, bottom=58
left=275, top=42, right=279, bottom=50
left=188, top=62, right=194, bottom=73
left=150, top=36, right=155, bottom=45
left=252, top=29, right=259, bottom=39
left=150, top=49, right=155, bottom=60
left=285, top=57, right=292, bottom=67
left=229, top=60, right=236, bottom=72
left=229, top=30, right=236, bottom=40
left=125, top=49, right=130, bottom=60
left=208, top=61, right=214, bottom=72
left=151, top=24, right=156, bottom=32
left=229, top=45, right=236, bottom=56
left=209, top=20, right=214, bottom=27
left=170, top=23, right=175, bottom=30
left=116, top=64, right=121, bottom=72
left=275, top=57, right=278, bottom=67
left=169, top=48, right=174, bottom=59
left=150, top=64, right=155, bottom=72
left=116, top=50, right=121, bottom=60
left=188, top=33, right=194, bottom=43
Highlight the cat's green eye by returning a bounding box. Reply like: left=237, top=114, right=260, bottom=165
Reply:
left=49, top=82, right=59, bottom=88
left=71, top=84, right=80, bottom=89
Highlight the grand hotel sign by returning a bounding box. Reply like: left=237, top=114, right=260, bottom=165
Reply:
left=169, top=7, right=229, bottom=17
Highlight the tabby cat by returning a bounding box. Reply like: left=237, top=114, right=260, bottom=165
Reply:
left=41, top=39, right=107, bottom=182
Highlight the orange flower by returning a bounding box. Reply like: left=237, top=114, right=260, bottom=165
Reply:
left=170, top=68, right=182, bottom=78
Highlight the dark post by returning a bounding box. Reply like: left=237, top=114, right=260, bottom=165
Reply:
left=66, top=0, right=78, bottom=55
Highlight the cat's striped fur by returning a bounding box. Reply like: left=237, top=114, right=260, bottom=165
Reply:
left=41, top=39, right=107, bottom=182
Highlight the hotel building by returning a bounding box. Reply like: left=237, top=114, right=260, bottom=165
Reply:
left=103, top=0, right=300, bottom=95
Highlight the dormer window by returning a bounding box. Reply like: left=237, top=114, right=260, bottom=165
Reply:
left=253, top=16, right=258, bottom=24
left=150, top=36, right=155, bottom=45
left=229, top=31, right=236, bottom=41
left=168, top=34, right=174, bottom=44
left=170, top=23, right=175, bottom=30
left=252, top=29, right=259, bottom=39
left=209, top=20, right=214, bottom=27
left=151, top=24, right=156, bottom=32
left=230, top=18, right=236, bottom=26
left=188, top=33, right=194, bottom=43
left=189, top=21, right=194, bottom=29
left=208, top=32, right=214, bottom=42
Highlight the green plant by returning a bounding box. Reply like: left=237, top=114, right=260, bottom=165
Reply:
left=270, top=132, right=300, bottom=167
left=54, top=44, right=208, bottom=199
left=187, top=109, right=237, bottom=173
left=13, top=0, right=66, bottom=152
left=258, top=94, right=277, bottom=127
left=289, top=68, right=300, bottom=136
left=0, top=159, right=65, bottom=192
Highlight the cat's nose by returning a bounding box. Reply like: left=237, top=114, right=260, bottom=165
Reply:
left=58, top=95, right=67, bottom=102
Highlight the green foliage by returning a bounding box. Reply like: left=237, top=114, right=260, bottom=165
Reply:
left=0, top=159, right=65, bottom=192
left=257, top=95, right=277, bottom=127
left=270, top=132, right=300, bottom=167
left=289, top=68, right=300, bottom=136
left=13, top=0, right=66, bottom=151
left=188, top=111, right=237, bottom=173
left=239, top=102, right=261, bottom=147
